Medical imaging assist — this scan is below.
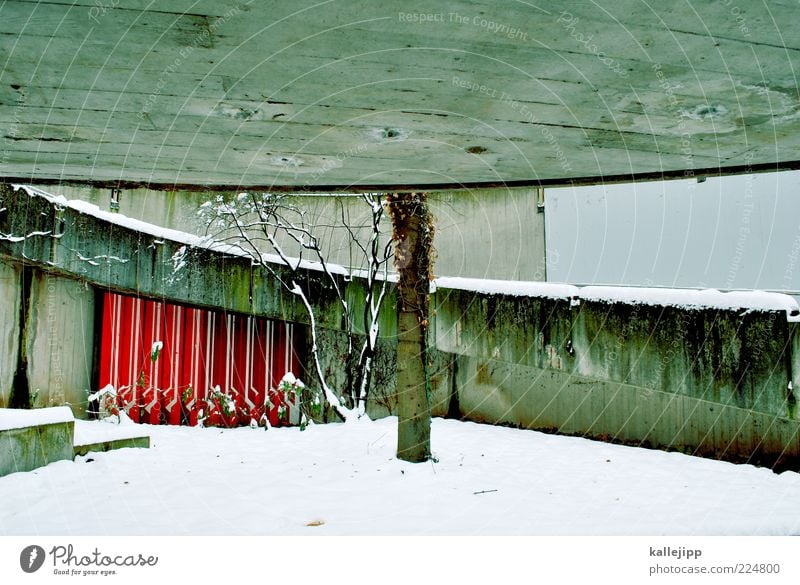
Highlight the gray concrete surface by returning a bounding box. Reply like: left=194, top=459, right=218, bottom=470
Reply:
left=34, top=185, right=546, bottom=281
left=73, top=436, right=150, bottom=458
left=26, top=272, right=95, bottom=416
left=0, top=420, right=74, bottom=477
left=0, top=260, right=20, bottom=408
left=2, top=2, right=798, bottom=189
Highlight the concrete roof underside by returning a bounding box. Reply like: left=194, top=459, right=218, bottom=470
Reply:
left=1, top=0, right=799, bottom=193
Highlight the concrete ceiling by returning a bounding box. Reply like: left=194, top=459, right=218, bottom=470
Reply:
left=1, top=0, right=799, bottom=192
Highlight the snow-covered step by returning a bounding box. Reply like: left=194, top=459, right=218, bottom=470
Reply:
left=72, top=420, right=150, bottom=457
left=0, top=407, right=75, bottom=477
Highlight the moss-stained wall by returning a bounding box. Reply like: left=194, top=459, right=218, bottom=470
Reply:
left=311, top=328, right=451, bottom=421
left=434, top=287, right=800, bottom=468
left=0, top=184, right=343, bottom=327
left=26, top=272, right=94, bottom=416
left=0, top=260, right=20, bottom=407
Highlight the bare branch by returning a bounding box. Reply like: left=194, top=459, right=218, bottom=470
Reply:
left=198, top=190, right=396, bottom=421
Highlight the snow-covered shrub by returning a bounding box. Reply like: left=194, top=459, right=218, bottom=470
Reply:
left=199, top=386, right=240, bottom=428
left=88, top=384, right=120, bottom=420
left=87, top=384, right=133, bottom=424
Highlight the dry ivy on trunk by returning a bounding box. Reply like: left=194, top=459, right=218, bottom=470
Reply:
left=386, top=192, right=435, bottom=462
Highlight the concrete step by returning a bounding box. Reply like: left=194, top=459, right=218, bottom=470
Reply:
left=72, top=420, right=150, bottom=458
left=73, top=435, right=150, bottom=457
left=0, top=410, right=151, bottom=477
left=0, top=407, right=74, bottom=477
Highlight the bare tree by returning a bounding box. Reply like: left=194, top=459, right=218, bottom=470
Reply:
left=199, top=192, right=393, bottom=422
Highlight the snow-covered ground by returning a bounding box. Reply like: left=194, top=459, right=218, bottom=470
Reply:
left=73, top=419, right=150, bottom=446
left=1, top=417, right=799, bottom=535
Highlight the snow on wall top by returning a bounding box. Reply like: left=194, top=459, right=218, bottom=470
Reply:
left=15, top=185, right=800, bottom=321
left=435, top=278, right=800, bottom=321
left=17, top=184, right=207, bottom=246
left=0, top=407, right=74, bottom=431
left=434, top=277, right=580, bottom=301
left=579, top=286, right=800, bottom=317
left=15, top=185, right=351, bottom=275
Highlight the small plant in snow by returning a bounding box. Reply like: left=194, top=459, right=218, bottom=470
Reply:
left=254, top=372, right=302, bottom=429
left=199, top=385, right=240, bottom=428
left=116, top=342, right=163, bottom=423
left=246, top=372, right=315, bottom=430
left=88, top=384, right=130, bottom=424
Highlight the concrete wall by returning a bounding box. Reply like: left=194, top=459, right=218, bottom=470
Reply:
left=0, top=259, right=94, bottom=414
left=5, top=184, right=800, bottom=467
left=26, top=272, right=94, bottom=416
left=29, top=185, right=212, bottom=239
left=33, top=184, right=547, bottom=281
left=430, top=188, right=546, bottom=280
left=434, top=288, right=800, bottom=468
left=1, top=184, right=328, bottom=326
left=0, top=260, right=20, bottom=407
left=0, top=420, right=74, bottom=477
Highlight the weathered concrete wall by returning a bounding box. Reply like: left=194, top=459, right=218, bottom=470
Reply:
left=26, top=272, right=94, bottom=416
left=0, top=184, right=338, bottom=328
left=451, top=354, right=800, bottom=464
left=0, top=420, right=74, bottom=477
left=0, top=259, right=20, bottom=407
left=32, top=185, right=547, bottom=281
left=0, top=260, right=94, bottom=414
left=313, top=327, right=452, bottom=421
left=29, top=185, right=213, bottom=238
left=434, top=288, right=800, bottom=467
left=430, top=188, right=546, bottom=280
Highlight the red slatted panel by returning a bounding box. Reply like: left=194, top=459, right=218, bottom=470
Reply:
left=180, top=306, right=207, bottom=426
left=98, top=291, right=302, bottom=427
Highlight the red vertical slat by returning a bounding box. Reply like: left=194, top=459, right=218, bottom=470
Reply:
left=250, top=317, right=268, bottom=415
left=138, top=299, right=160, bottom=424
left=98, top=292, right=116, bottom=392
left=265, top=319, right=281, bottom=426
left=118, top=295, right=141, bottom=422
left=209, top=311, right=226, bottom=394
left=240, top=315, right=255, bottom=412
left=128, top=297, right=144, bottom=422
left=159, top=303, right=181, bottom=425
left=179, top=306, right=204, bottom=425
left=230, top=313, right=250, bottom=419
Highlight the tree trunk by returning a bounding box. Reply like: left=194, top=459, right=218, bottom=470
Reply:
left=387, top=192, right=433, bottom=462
